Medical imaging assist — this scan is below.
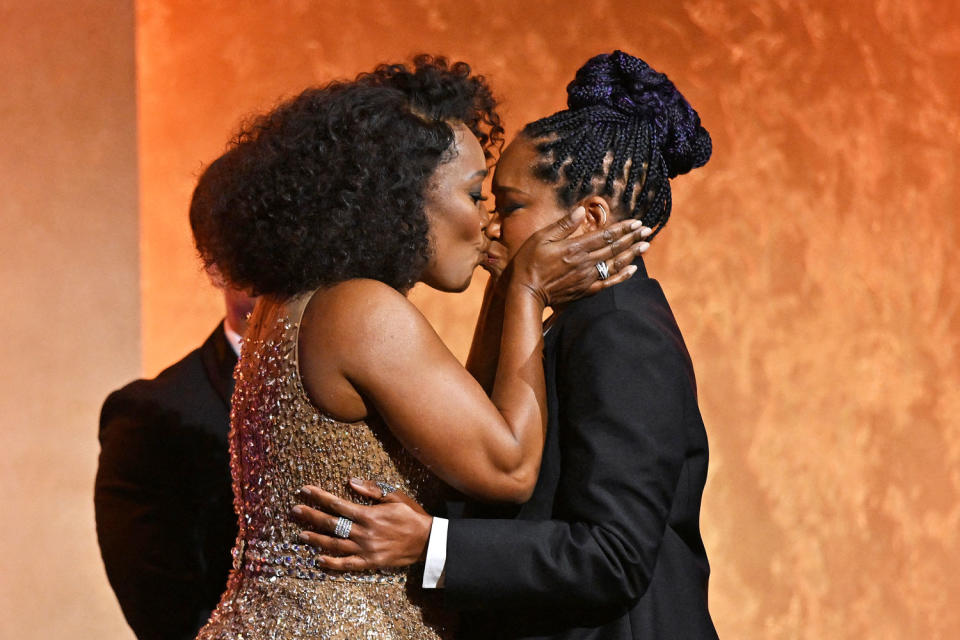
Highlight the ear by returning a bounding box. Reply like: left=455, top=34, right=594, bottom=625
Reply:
left=578, top=196, right=614, bottom=231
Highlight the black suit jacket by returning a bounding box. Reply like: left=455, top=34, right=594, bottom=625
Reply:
left=94, top=324, right=238, bottom=640
left=445, top=260, right=717, bottom=639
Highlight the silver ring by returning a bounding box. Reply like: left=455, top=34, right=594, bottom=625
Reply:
left=333, top=516, right=353, bottom=539
left=376, top=481, right=397, bottom=498
left=595, top=261, right=610, bottom=280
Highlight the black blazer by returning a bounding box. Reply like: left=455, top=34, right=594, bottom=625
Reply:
left=94, top=324, right=238, bottom=640
left=445, top=260, right=717, bottom=639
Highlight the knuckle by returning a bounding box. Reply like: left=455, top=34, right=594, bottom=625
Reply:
left=296, top=508, right=314, bottom=523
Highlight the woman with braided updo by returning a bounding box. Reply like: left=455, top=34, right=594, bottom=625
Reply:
left=192, top=56, right=647, bottom=640
left=516, top=49, right=712, bottom=239
left=296, top=51, right=719, bottom=639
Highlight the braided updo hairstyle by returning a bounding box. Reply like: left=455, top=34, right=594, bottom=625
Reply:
left=522, top=50, right=711, bottom=237
left=194, top=55, right=503, bottom=298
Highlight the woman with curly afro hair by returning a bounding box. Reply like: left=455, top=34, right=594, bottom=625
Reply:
left=192, top=56, right=648, bottom=639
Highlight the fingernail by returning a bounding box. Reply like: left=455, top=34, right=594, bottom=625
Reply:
left=638, top=242, right=650, bottom=252
left=298, top=531, right=309, bottom=542
left=641, top=227, right=653, bottom=237
left=630, top=220, right=643, bottom=230
left=349, top=477, right=363, bottom=486
left=301, top=486, right=314, bottom=496
left=292, top=505, right=304, bottom=515
left=627, top=265, right=638, bottom=275
left=571, top=206, right=586, bottom=221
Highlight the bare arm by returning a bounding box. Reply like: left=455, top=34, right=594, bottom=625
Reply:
left=300, top=212, right=646, bottom=503
left=296, top=305, right=693, bottom=594
left=465, top=245, right=508, bottom=393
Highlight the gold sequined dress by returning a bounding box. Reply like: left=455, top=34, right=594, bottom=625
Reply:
left=196, top=294, right=454, bottom=639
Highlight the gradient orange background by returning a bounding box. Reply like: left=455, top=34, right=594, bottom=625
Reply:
left=3, top=1, right=959, bottom=638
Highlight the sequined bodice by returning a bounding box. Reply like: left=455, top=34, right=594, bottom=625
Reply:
left=231, top=296, right=442, bottom=550
left=197, top=293, right=453, bottom=639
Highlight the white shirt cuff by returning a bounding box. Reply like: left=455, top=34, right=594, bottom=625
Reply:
left=223, top=322, right=243, bottom=357
left=422, top=516, right=448, bottom=589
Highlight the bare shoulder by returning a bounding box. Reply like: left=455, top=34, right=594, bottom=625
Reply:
left=294, top=280, right=439, bottom=419
left=304, top=278, right=423, bottom=328
left=300, top=279, right=435, bottom=361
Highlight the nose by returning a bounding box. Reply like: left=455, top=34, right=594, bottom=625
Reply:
left=484, top=212, right=501, bottom=240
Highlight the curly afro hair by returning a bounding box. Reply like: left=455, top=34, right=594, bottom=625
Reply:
left=194, top=55, right=503, bottom=297
left=188, top=146, right=242, bottom=275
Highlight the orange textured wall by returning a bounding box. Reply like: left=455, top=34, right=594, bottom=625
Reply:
left=138, top=1, right=960, bottom=638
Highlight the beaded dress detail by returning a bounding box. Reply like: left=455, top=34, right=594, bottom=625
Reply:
left=197, top=294, right=453, bottom=639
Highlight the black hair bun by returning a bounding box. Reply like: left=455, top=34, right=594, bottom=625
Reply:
left=566, top=50, right=712, bottom=177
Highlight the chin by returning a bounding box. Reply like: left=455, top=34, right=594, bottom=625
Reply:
left=443, top=269, right=476, bottom=293
left=422, top=263, right=477, bottom=293
left=446, top=272, right=474, bottom=293
left=454, top=279, right=474, bottom=293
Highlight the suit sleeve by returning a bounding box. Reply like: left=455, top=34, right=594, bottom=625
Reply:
left=94, top=390, right=230, bottom=640
left=444, top=308, right=691, bottom=611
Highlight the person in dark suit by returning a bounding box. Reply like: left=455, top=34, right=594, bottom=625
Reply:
left=94, top=151, right=255, bottom=640
left=291, top=51, right=718, bottom=639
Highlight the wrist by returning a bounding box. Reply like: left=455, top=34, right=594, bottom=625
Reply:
left=502, top=256, right=545, bottom=303
left=416, top=513, right=434, bottom=563
left=506, top=277, right=547, bottom=309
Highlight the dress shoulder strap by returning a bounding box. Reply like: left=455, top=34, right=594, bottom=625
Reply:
left=287, top=288, right=321, bottom=377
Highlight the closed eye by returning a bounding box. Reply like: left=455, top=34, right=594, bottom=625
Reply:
left=493, top=203, right=523, bottom=216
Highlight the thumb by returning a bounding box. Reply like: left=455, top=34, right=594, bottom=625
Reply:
left=350, top=478, right=404, bottom=502
left=349, top=478, right=387, bottom=500
left=544, top=206, right=586, bottom=242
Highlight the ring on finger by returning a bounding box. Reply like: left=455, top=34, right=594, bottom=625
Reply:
left=333, top=516, right=353, bottom=539
left=595, top=261, right=610, bottom=280
left=376, top=481, right=397, bottom=498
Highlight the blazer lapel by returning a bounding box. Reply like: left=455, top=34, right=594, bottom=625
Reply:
left=199, top=321, right=238, bottom=410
